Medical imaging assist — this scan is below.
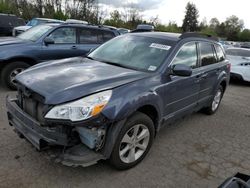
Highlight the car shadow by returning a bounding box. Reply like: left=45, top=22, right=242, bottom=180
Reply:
left=229, top=79, right=250, bottom=87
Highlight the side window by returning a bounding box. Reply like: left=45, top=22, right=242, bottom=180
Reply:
left=200, top=42, right=217, bottom=66
left=103, top=31, right=115, bottom=42
left=215, top=45, right=225, bottom=62
left=79, top=29, right=99, bottom=44
left=172, top=42, right=198, bottom=69
left=48, top=27, right=76, bottom=44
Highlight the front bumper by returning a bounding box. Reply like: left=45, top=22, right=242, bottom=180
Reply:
left=6, top=97, right=69, bottom=150
left=231, top=66, right=250, bottom=82
left=6, top=96, right=105, bottom=167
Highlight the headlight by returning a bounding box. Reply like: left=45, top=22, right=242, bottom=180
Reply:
left=45, top=90, right=112, bottom=122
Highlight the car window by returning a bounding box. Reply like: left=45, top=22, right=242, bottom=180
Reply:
left=49, top=27, right=76, bottom=44
left=79, top=29, right=100, bottom=44
left=215, top=45, right=226, bottom=62
left=103, top=31, right=115, bottom=42
left=200, top=42, right=217, bottom=66
left=79, top=29, right=115, bottom=44
left=172, top=42, right=198, bottom=69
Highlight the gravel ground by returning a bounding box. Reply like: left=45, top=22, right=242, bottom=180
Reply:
left=0, top=81, right=250, bottom=188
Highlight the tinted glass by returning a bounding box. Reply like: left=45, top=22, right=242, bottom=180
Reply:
left=102, top=31, right=115, bottom=42
left=79, top=29, right=99, bottom=44
left=89, top=35, right=173, bottom=72
left=49, top=27, right=76, bottom=44
left=79, top=29, right=115, bottom=44
left=200, top=42, right=217, bottom=66
left=172, top=42, right=198, bottom=69
left=215, top=45, right=225, bottom=62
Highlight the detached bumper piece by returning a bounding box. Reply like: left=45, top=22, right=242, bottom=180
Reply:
left=6, top=97, right=105, bottom=167
left=219, top=173, right=250, bottom=188
left=49, top=144, right=105, bottom=167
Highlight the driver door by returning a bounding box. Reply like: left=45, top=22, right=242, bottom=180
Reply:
left=40, top=27, right=80, bottom=61
left=162, top=42, right=203, bottom=120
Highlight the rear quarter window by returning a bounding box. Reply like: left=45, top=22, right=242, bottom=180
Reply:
left=215, top=45, right=226, bottom=62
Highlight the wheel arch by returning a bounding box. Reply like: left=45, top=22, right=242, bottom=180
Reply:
left=136, top=104, right=160, bottom=133
left=0, top=56, right=37, bottom=72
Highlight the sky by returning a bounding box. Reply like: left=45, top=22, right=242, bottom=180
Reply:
left=99, top=0, right=250, bottom=29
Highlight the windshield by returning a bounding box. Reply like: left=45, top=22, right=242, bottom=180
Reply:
left=88, top=35, right=173, bottom=72
left=26, top=19, right=46, bottom=26
left=17, top=25, right=53, bottom=42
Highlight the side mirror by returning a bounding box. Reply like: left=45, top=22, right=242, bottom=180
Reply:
left=44, top=37, right=55, bottom=45
left=172, top=64, right=192, bottom=77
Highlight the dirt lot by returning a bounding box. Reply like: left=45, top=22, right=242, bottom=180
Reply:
left=0, top=81, right=250, bottom=188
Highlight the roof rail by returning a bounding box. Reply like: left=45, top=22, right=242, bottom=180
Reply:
left=180, top=32, right=219, bottom=41
left=97, top=25, right=117, bottom=30
left=65, top=19, right=88, bottom=24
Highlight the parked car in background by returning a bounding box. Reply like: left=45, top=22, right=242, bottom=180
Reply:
left=131, top=24, right=154, bottom=33
left=226, top=47, right=250, bottom=82
left=0, top=14, right=25, bottom=36
left=6, top=32, right=230, bottom=170
left=12, top=17, right=64, bottom=36
left=219, top=40, right=233, bottom=49
left=0, top=23, right=120, bottom=89
left=241, top=42, right=250, bottom=49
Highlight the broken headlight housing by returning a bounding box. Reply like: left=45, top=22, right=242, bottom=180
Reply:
left=45, top=90, right=112, bottom=122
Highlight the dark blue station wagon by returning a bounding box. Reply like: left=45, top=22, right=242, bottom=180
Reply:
left=6, top=32, right=230, bottom=170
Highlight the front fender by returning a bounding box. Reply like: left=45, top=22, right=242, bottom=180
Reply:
left=102, top=78, right=163, bottom=123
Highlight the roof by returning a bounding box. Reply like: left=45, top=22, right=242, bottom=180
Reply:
left=44, top=23, right=119, bottom=33
left=129, top=32, right=219, bottom=43
left=35, top=18, right=64, bottom=23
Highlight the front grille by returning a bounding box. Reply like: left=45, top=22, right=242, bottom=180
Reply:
left=17, top=87, right=47, bottom=125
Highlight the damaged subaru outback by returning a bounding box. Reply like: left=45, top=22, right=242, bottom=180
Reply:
left=6, top=32, right=230, bottom=170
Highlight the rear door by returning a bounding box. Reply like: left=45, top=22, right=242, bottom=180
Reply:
left=41, top=27, right=80, bottom=60
left=197, top=42, right=221, bottom=104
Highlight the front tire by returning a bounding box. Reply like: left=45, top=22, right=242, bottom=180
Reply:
left=1, top=61, right=30, bottom=90
left=110, top=112, right=155, bottom=170
left=203, top=85, right=224, bottom=115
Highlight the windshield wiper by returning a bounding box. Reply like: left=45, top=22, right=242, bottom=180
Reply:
left=86, top=56, right=95, bottom=60
left=100, top=60, right=137, bottom=70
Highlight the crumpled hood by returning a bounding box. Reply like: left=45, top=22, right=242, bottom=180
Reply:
left=0, top=37, right=28, bottom=46
left=16, top=57, right=149, bottom=104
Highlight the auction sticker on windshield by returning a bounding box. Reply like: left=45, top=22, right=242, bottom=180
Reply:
left=150, top=43, right=171, bottom=50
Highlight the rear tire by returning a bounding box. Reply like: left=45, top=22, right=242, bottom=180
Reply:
left=203, top=85, right=224, bottom=115
left=110, top=112, right=155, bottom=170
left=1, top=61, right=30, bottom=90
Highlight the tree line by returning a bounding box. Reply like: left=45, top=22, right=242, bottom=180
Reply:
left=1, top=0, right=250, bottom=41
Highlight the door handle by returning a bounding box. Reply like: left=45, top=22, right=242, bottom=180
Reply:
left=71, top=46, right=77, bottom=49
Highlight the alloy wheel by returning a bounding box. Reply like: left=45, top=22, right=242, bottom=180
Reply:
left=212, top=89, right=222, bottom=111
left=119, top=124, right=150, bottom=164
